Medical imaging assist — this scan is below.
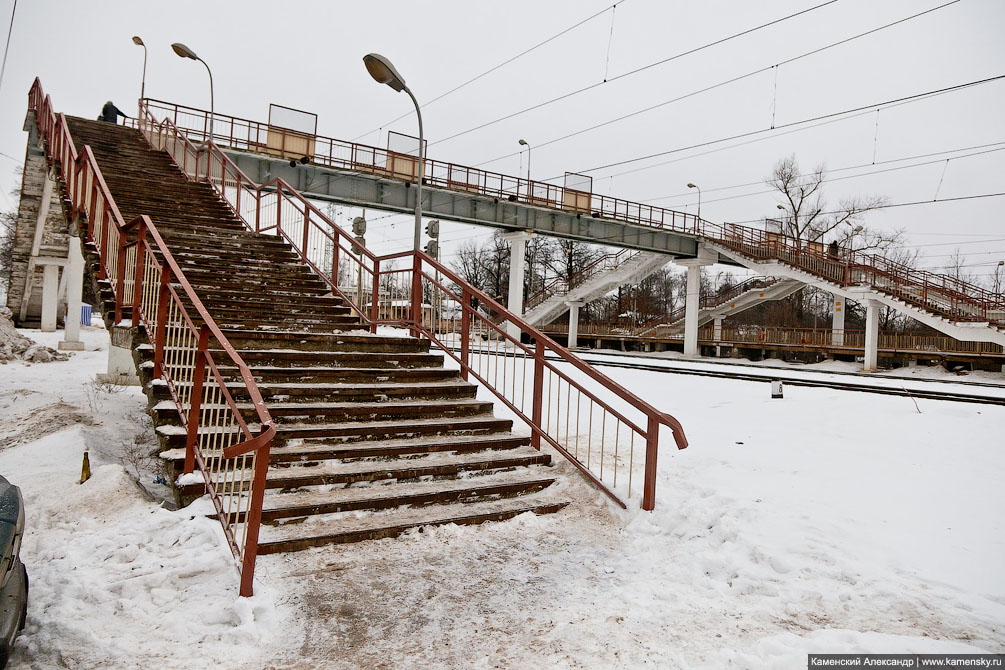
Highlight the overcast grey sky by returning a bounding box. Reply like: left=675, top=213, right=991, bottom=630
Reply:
left=1, top=0, right=1002, bottom=277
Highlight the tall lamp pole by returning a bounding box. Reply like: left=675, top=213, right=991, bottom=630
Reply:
left=132, top=36, right=147, bottom=105
left=518, top=138, right=531, bottom=182
left=687, top=182, right=701, bottom=220
left=171, top=42, right=214, bottom=145
left=364, top=53, right=424, bottom=251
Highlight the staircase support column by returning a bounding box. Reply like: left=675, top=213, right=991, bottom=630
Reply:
left=679, top=247, right=714, bottom=357
left=58, top=232, right=85, bottom=350
left=832, top=294, right=846, bottom=347
left=864, top=299, right=880, bottom=372
left=501, top=231, right=533, bottom=341
left=566, top=300, right=584, bottom=348
left=40, top=264, right=59, bottom=332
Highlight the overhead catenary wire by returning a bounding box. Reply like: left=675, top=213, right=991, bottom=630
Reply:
left=655, top=146, right=1005, bottom=210
left=430, top=0, right=843, bottom=150
left=470, top=0, right=965, bottom=170
left=640, top=140, right=1005, bottom=202
left=0, top=0, right=16, bottom=96
left=570, top=74, right=1005, bottom=177
left=350, top=0, right=631, bottom=141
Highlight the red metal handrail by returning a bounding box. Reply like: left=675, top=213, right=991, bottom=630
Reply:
left=29, top=79, right=274, bottom=598
left=139, top=99, right=689, bottom=511
left=142, top=98, right=1004, bottom=330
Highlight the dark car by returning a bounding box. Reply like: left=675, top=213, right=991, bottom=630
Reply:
left=0, top=476, right=27, bottom=669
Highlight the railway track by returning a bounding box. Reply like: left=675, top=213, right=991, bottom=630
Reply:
left=447, top=345, right=1005, bottom=406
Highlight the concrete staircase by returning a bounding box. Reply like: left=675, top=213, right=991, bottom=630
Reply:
left=708, top=240, right=1005, bottom=346
left=524, top=250, right=669, bottom=326
left=65, top=117, right=568, bottom=552
left=635, top=277, right=803, bottom=336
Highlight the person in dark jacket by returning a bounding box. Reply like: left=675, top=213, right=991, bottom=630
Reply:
left=99, top=101, right=128, bottom=124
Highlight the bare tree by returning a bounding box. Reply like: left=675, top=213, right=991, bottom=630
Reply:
left=943, top=248, right=978, bottom=284
left=543, top=238, right=603, bottom=284
left=769, top=155, right=894, bottom=249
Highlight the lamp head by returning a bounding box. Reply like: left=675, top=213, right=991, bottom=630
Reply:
left=171, top=42, right=198, bottom=60
left=776, top=204, right=786, bottom=210
left=853, top=225, right=864, bottom=232
left=687, top=183, right=697, bottom=189
left=132, top=36, right=144, bottom=46
left=518, top=139, right=529, bottom=146
left=363, top=53, right=406, bottom=92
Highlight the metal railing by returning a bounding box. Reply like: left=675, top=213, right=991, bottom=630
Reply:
left=139, top=99, right=689, bottom=511
left=542, top=320, right=1005, bottom=357
left=635, top=276, right=783, bottom=336
left=142, top=98, right=1003, bottom=332
left=29, top=79, right=274, bottom=598
left=524, top=248, right=641, bottom=312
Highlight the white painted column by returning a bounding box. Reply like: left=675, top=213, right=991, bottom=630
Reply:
left=683, top=262, right=702, bottom=356
left=501, top=231, right=532, bottom=340
left=566, top=300, right=584, bottom=348
left=832, top=295, right=846, bottom=346
left=712, top=316, right=723, bottom=342
left=864, top=299, right=880, bottom=372
left=679, top=245, right=715, bottom=358
left=59, top=234, right=86, bottom=350
left=40, top=264, right=59, bottom=332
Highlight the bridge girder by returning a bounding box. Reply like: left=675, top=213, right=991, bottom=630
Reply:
left=225, top=150, right=729, bottom=260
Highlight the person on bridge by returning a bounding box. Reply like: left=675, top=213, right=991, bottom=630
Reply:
left=99, top=101, right=128, bottom=124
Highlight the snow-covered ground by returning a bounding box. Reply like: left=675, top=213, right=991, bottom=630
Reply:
left=2, top=326, right=1003, bottom=668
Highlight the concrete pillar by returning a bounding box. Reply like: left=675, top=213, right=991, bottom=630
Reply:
left=40, top=264, right=59, bottom=332
left=832, top=295, right=846, bottom=346
left=683, top=263, right=702, bottom=356
left=712, top=316, right=723, bottom=342
left=678, top=246, right=715, bottom=358
left=864, top=299, right=880, bottom=372
left=566, top=300, right=584, bottom=348
left=59, top=234, right=86, bottom=350
left=501, top=231, right=532, bottom=340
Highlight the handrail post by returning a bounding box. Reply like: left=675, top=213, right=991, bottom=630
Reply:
left=184, top=324, right=211, bottom=474
left=410, top=253, right=422, bottom=337
left=301, top=209, right=309, bottom=261
left=642, top=415, right=660, bottom=511
left=531, top=338, right=544, bottom=450
left=276, top=189, right=282, bottom=232
left=255, top=187, right=261, bottom=232
left=114, top=229, right=128, bottom=323
left=460, top=289, right=471, bottom=380
left=153, top=266, right=172, bottom=378
left=131, top=225, right=147, bottom=318
left=370, top=258, right=380, bottom=333
left=239, top=442, right=271, bottom=598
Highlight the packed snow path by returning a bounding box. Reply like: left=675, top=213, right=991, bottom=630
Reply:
left=2, top=327, right=1002, bottom=668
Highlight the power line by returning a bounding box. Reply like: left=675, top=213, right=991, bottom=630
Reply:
left=0, top=0, right=15, bottom=95
left=574, top=74, right=1005, bottom=176
left=723, top=191, right=1005, bottom=226
left=642, top=140, right=1005, bottom=203
left=430, top=0, right=843, bottom=151
left=350, top=0, right=630, bottom=141
left=657, top=145, right=1005, bottom=210
left=463, top=0, right=960, bottom=166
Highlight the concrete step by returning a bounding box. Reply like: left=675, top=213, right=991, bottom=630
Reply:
left=257, top=470, right=557, bottom=522
left=255, top=495, right=568, bottom=554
